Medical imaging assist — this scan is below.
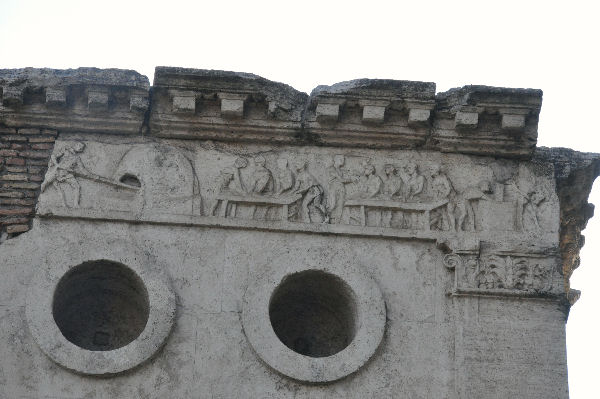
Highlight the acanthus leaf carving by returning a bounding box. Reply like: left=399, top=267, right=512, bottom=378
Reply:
left=445, top=251, right=558, bottom=296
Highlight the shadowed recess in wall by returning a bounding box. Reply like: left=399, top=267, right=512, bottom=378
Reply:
left=269, top=270, right=358, bottom=358
left=52, top=260, right=150, bottom=351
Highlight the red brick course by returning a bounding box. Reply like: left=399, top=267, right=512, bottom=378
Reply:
left=6, top=224, right=29, bottom=234
left=31, top=143, right=54, bottom=150
left=0, top=126, right=56, bottom=238
left=1, top=174, right=29, bottom=181
left=6, top=158, right=25, bottom=165
left=28, top=136, right=55, bottom=143
left=0, top=207, right=33, bottom=216
left=0, top=198, right=35, bottom=206
left=0, top=149, right=18, bottom=157
left=0, top=216, right=30, bottom=225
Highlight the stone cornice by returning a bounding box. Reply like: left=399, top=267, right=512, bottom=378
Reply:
left=0, top=68, right=149, bottom=135
left=149, top=67, right=307, bottom=142
left=1, top=67, right=545, bottom=159
left=433, top=85, right=543, bottom=157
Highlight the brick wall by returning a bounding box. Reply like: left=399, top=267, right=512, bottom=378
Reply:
left=0, top=126, right=56, bottom=239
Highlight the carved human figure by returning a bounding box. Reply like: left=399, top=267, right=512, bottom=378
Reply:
left=429, top=165, right=457, bottom=231
left=293, top=160, right=325, bottom=223
left=232, top=157, right=249, bottom=194
left=210, top=168, right=238, bottom=216
left=453, top=180, right=492, bottom=231
left=250, top=156, right=274, bottom=194
left=305, top=185, right=329, bottom=223
left=41, top=142, right=92, bottom=207
left=364, top=165, right=382, bottom=198
left=217, top=169, right=235, bottom=192
left=353, top=163, right=382, bottom=199
left=430, top=165, right=453, bottom=200
left=522, top=190, right=546, bottom=232
left=401, top=161, right=425, bottom=201
left=381, top=164, right=402, bottom=198
left=381, top=164, right=402, bottom=227
left=293, top=160, right=318, bottom=194
left=326, top=155, right=357, bottom=224
left=276, top=158, right=294, bottom=196
left=210, top=158, right=248, bottom=218
left=509, top=180, right=545, bottom=232
left=355, top=160, right=369, bottom=193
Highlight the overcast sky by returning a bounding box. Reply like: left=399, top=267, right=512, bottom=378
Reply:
left=1, top=0, right=599, bottom=396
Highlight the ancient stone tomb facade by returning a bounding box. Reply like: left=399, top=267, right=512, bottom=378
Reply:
left=0, top=67, right=598, bottom=398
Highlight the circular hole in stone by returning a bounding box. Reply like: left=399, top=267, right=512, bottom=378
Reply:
left=269, top=270, right=358, bottom=358
left=52, top=260, right=150, bottom=351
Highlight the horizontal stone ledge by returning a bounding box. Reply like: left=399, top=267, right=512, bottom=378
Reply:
left=450, top=288, right=564, bottom=301
left=147, top=69, right=544, bottom=158
left=36, top=206, right=558, bottom=247
left=1, top=66, right=544, bottom=158
left=0, top=68, right=150, bottom=136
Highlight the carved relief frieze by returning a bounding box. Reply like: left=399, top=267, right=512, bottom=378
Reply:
left=37, top=140, right=559, bottom=245
left=443, top=251, right=561, bottom=297
left=38, top=141, right=202, bottom=217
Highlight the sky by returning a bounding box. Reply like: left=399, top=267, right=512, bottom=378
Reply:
left=1, top=0, right=599, bottom=396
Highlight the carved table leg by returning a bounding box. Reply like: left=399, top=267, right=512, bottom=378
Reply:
left=282, top=204, right=289, bottom=222
left=220, top=200, right=229, bottom=217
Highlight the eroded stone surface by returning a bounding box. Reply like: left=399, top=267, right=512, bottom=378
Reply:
left=0, top=67, right=598, bottom=398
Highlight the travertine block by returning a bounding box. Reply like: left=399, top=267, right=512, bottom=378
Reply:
left=130, top=94, right=149, bottom=113
left=408, top=108, right=431, bottom=127
left=2, top=87, right=23, bottom=107
left=87, top=89, right=109, bottom=112
left=45, top=88, right=66, bottom=107
left=362, top=105, right=386, bottom=124
left=316, top=103, right=339, bottom=123
left=172, top=96, right=196, bottom=113
left=220, top=98, right=244, bottom=119
left=501, top=114, right=526, bottom=131
left=455, top=111, right=479, bottom=129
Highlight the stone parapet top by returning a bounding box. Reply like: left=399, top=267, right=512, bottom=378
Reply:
left=149, top=67, right=308, bottom=140
left=0, top=68, right=149, bottom=135
left=1, top=67, right=545, bottom=158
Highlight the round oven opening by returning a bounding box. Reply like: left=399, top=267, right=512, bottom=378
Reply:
left=268, top=270, right=358, bottom=358
left=52, top=260, right=150, bottom=351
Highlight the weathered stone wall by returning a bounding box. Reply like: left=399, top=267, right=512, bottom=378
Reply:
left=0, top=67, right=597, bottom=398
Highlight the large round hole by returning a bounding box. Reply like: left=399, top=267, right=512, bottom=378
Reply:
left=268, top=270, right=358, bottom=358
left=52, top=260, right=150, bottom=351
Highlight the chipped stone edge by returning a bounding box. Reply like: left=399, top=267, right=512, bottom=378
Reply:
left=535, top=147, right=600, bottom=305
